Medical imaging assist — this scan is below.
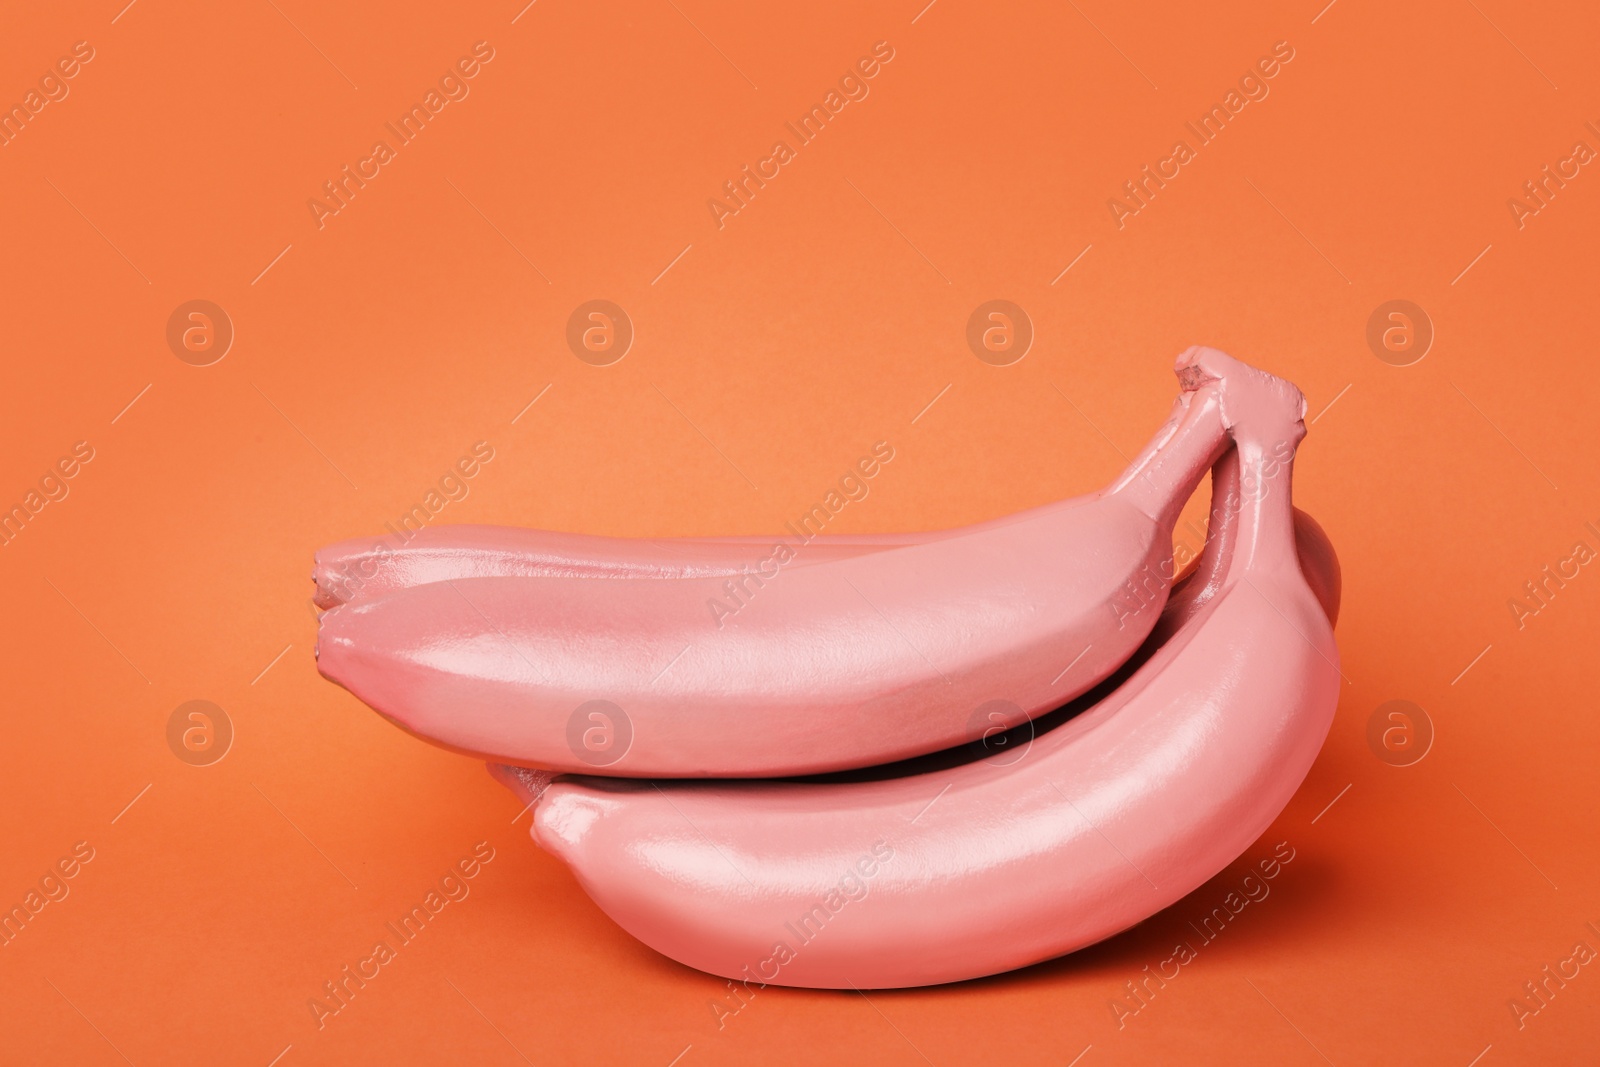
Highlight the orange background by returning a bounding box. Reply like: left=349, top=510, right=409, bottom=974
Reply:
left=3, top=1, right=1598, bottom=1063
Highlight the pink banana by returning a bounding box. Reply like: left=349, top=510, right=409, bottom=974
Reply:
left=486, top=497, right=1337, bottom=791
left=315, top=491, right=1337, bottom=626
left=521, top=348, right=1341, bottom=988
left=310, top=397, right=1217, bottom=611
left=315, top=370, right=1236, bottom=777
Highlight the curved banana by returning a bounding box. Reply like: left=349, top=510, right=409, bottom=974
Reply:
left=315, top=466, right=1336, bottom=626
left=524, top=349, right=1340, bottom=988
left=311, top=391, right=1218, bottom=610
left=486, top=494, right=1338, bottom=805
left=315, top=366, right=1233, bottom=777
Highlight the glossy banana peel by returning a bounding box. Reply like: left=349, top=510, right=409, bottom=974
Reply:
left=316, top=368, right=1235, bottom=777
left=314, top=346, right=1342, bottom=989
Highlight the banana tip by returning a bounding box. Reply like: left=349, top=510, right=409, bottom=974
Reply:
left=1174, top=345, right=1236, bottom=390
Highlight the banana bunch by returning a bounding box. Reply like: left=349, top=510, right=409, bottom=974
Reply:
left=315, top=347, right=1341, bottom=988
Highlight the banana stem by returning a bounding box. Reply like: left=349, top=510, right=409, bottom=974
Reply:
left=1226, top=431, right=1303, bottom=579
left=1107, top=383, right=1231, bottom=531
left=1182, top=347, right=1308, bottom=581
left=1145, top=446, right=1241, bottom=647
